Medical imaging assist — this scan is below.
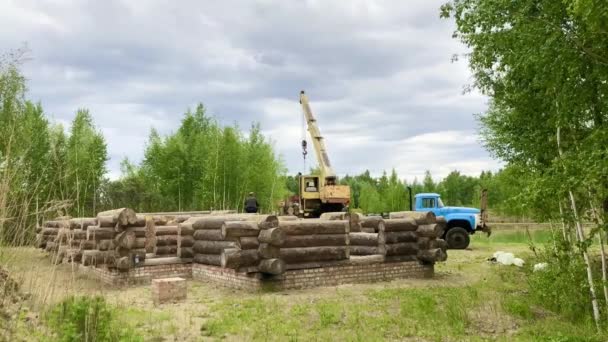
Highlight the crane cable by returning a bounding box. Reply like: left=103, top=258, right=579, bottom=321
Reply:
left=301, top=106, right=307, bottom=172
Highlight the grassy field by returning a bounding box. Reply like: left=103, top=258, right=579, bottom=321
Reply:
left=1, top=228, right=604, bottom=341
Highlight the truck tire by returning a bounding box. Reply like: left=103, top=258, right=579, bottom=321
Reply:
left=445, top=227, right=470, bottom=249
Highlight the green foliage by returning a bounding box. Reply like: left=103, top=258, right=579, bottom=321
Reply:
left=0, top=51, right=107, bottom=244
left=45, top=296, right=141, bottom=342
left=526, top=249, right=603, bottom=323
left=102, top=106, right=286, bottom=213
left=442, top=0, right=608, bottom=328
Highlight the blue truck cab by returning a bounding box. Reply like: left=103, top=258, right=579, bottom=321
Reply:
left=414, top=193, right=490, bottom=249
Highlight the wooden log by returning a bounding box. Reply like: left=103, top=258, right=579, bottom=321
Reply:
left=156, top=236, right=178, bottom=246
left=278, top=220, right=349, bottom=235
left=69, top=218, right=97, bottom=230
left=45, top=241, right=58, bottom=252
left=97, top=216, right=116, bottom=227
left=133, top=238, right=146, bottom=249
left=349, top=245, right=386, bottom=256
left=189, top=216, right=247, bottom=230
left=281, top=234, right=349, bottom=248
left=384, top=218, right=418, bottom=232
left=155, top=246, right=178, bottom=255
left=180, top=247, right=193, bottom=259
left=143, top=257, right=189, bottom=266
left=193, top=229, right=223, bottom=241
left=180, top=236, right=194, bottom=248
left=239, top=236, right=259, bottom=250
left=80, top=240, right=96, bottom=250
left=319, top=212, right=346, bottom=220
left=258, top=259, right=285, bottom=275
left=258, top=243, right=280, bottom=259
left=258, top=228, right=285, bottom=246
left=116, top=246, right=130, bottom=257
left=430, top=238, right=448, bottom=252
left=155, top=226, right=179, bottom=236
left=417, top=248, right=443, bottom=263
left=349, top=254, right=385, bottom=265
left=114, top=231, right=136, bottom=249
left=389, top=211, right=436, bottom=224
left=361, top=216, right=383, bottom=231
left=361, top=227, right=375, bottom=233
left=193, top=254, right=221, bottom=266
left=221, top=248, right=259, bottom=268
left=82, top=250, right=115, bottom=266
left=98, top=239, right=115, bottom=251
left=180, top=224, right=194, bottom=236
left=416, top=224, right=443, bottom=239
left=385, top=231, right=418, bottom=244
left=87, top=227, right=115, bottom=240
left=97, top=208, right=138, bottom=227
left=349, top=232, right=379, bottom=246
left=221, top=221, right=260, bottom=239
left=278, top=216, right=299, bottom=221
left=349, top=212, right=363, bottom=233
left=193, top=240, right=239, bottom=254
left=43, top=220, right=70, bottom=228
left=417, top=237, right=430, bottom=250
left=385, top=255, right=418, bottom=262
left=116, top=256, right=131, bottom=271
left=279, top=246, right=349, bottom=263
left=40, top=228, right=60, bottom=236
left=386, top=242, right=419, bottom=256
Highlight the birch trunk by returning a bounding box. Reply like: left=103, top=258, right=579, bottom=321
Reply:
left=557, top=126, right=600, bottom=330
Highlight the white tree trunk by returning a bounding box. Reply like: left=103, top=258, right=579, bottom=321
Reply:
left=557, top=126, right=601, bottom=330
left=588, top=194, right=608, bottom=314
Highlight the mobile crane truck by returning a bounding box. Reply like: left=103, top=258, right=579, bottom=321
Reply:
left=289, top=91, right=351, bottom=218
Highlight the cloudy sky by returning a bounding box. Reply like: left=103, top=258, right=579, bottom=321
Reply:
left=2, top=0, right=501, bottom=181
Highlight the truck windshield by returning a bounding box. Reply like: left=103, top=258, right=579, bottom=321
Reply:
left=438, top=198, right=445, bottom=208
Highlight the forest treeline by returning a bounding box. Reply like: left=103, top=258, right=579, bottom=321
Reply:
left=2, top=49, right=546, bottom=246
left=287, top=167, right=529, bottom=217
left=0, top=50, right=535, bottom=245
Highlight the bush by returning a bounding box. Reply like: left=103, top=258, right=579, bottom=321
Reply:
left=526, top=249, right=602, bottom=324
left=45, top=296, right=141, bottom=342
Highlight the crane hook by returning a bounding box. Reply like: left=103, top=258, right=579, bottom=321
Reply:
left=301, top=139, right=308, bottom=159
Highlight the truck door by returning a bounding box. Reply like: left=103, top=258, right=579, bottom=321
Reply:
left=420, top=197, right=440, bottom=216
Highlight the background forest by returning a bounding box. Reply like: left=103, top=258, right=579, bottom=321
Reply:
left=0, top=51, right=531, bottom=246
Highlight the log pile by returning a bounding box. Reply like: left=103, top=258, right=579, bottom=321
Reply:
left=269, top=219, right=350, bottom=271
left=386, top=211, right=448, bottom=263
left=36, top=216, right=98, bottom=263
left=182, top=214, right=277, bottom=270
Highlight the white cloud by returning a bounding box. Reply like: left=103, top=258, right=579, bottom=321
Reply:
left=0, top=0, right=500, bottom=181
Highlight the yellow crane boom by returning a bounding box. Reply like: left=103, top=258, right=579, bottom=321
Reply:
left=299, top=90, right=336, bottom=185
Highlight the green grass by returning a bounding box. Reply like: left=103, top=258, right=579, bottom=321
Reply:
left=200, top=266, right=604, bottom=341
left=472, top=229, right=554, bottom=244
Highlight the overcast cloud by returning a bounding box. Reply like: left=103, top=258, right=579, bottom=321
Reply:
left=1, top=0, right=501, bottom=182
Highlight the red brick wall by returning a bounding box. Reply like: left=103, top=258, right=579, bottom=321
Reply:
left=79, top=263, right=192, bottom=286
left=192, top=261, right=433, bottom=291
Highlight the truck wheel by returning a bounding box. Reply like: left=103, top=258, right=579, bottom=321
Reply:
left=445, top=227, right=470, bottom=249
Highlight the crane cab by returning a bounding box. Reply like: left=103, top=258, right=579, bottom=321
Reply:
left=298, top=174, right=350, bottom=217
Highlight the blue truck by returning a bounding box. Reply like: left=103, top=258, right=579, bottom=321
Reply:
left=413, top=191, right=490, bottom=249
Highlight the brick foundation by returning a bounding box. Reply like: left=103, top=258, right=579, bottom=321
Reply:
left=80, top=259, right=433, bottom=289
left=192, top=261, right=433, bottom=291
left=79, top=263, right=192, bottom=286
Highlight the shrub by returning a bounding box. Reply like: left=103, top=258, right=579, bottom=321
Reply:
left=526, top=249, right=601, bottom=324
left=45, top=296, right=141, bottom=342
